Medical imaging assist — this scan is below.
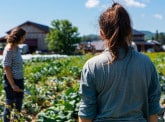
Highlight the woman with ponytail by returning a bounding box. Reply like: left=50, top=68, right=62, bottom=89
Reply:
left=78, top=3, right=161, bottom=122
left=2, top=27, right=26, bottom=122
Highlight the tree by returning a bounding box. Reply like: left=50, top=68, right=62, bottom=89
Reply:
left=158, top=33, right=165, bottom=44
left=46, top=19, right=81, bottom=55
left=155, top=30, right=159, bottom=41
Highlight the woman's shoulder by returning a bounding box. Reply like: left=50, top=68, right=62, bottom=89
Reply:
left=132, top=50, right=154, bottom=67
left=4, top=44, right=18, bottom=52
left=3, top=45, right=17, bottom=56
left=85, top=52, right=109, bottom=67
left=5, top=46, right=12, bottom=51
left=134, top=50, right=150, bottom=60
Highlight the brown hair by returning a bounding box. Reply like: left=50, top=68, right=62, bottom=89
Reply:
left=7, top=27, right=26, bottom=44
left=99, top=3, right=132, bottom=63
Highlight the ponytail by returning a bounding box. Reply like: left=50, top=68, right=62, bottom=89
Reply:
left=7, top=27, right=26, bottom=44
left=99, top=3, right=132, bottom=63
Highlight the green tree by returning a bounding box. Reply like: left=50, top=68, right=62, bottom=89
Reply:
left=155, top=30, right=159, bottom=41
left=46, top=19, right=81, bottom=55
left=158, top=33, right=165, bottom=44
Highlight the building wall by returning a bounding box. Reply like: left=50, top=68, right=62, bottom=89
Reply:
left=81, top=34, right=145, bottom=53
left=20, top=25, right=48, bottom=51
left=133, top=35, right=144, bottom=41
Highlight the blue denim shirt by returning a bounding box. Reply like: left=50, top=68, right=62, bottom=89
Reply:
left=78, top=47, right=161, bottom=121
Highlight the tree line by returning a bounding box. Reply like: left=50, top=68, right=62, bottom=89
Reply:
left=46, top=19, right=165, bottom=55
left=155, top=30, right=165, bottom=44
left=46, top=19, right=101, bottom=55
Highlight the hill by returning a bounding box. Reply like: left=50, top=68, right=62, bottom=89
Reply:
left=140, top=30, right=165, bottom=41
left=140, top=30, right=154, bottom=40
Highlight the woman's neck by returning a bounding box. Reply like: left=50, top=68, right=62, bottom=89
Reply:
left=6, top=43, right=18, bottom=50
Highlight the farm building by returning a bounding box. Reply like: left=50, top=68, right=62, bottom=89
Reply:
left=6, top=21, right=49, bottom=53
left=131, top=30, right=162, bottom=52
left=80, top=29, right=162, bottom=53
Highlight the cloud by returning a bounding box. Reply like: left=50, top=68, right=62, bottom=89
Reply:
left=154, top=14, right=163, bottom=20
left=141, top=14, right=145, bottom=17
left=85, top=0, right=99, bottom=8
left=124, top=0, right=146, bottom=8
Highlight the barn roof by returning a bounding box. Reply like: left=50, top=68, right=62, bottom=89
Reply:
left=6, top=21, right=50, bottom=34
left=0, top=37, right=6, bottom=42
left=133, top=29, right=144, bottom=36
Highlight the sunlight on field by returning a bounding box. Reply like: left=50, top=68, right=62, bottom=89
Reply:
left=0, top=52, right=164, bottom=121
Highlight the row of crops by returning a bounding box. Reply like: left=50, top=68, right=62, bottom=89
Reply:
left=0, top=54, right=92, bottom=122
left=0, top=52, right=164, bottom=121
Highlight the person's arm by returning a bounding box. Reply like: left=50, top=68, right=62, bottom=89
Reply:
left=149, top=114, right=158, bottom=122
left=78, top=117, right=92, bottom=122
left=78, top=61, right=97, bottom=120
left=148, top=61, right=161, bottom=122
left=4, top=66, right=22, bottom=92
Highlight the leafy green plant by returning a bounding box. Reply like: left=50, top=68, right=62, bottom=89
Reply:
left=0, top=53, right=164, bottom=121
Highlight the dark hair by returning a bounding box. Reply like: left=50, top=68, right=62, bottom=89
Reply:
left=99, top=3, right=132, bottom=63
left=7, top=27, right=26, bottom=44
left=0, top=37, right=7, bottom=42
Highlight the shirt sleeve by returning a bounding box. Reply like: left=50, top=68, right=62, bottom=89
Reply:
left=2, top=50, right=13, bottom=67
left=78, top=61, right=97, bottom=119
left=148, top=62, right=161, bottom=115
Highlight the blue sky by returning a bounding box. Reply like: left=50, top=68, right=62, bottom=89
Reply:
left=0, top=0, right=164, bottom=37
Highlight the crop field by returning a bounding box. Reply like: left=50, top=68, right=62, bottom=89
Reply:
left=0, top=52, right=164, bottom=122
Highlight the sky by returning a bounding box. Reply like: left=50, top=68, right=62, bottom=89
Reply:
left=0, top=0, right=164, bottom=37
